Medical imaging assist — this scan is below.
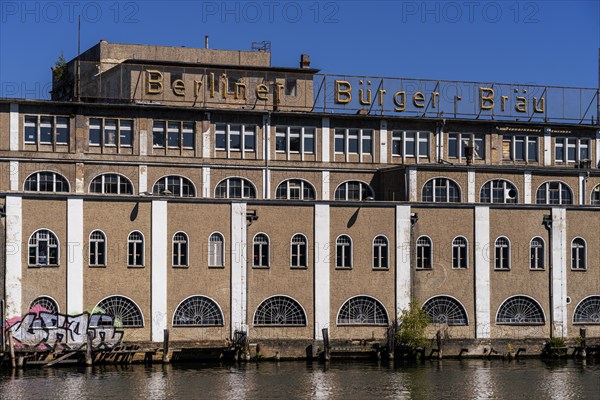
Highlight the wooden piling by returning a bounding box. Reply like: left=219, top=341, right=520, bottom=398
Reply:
left=162, top=329, right=170, bottom=364
left=322, top=328, right=330, bottom=361
left=8, top=331, right=15, bottom=369
left=85, top=332, right=93, bottom=366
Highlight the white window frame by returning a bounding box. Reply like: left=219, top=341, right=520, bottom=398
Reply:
left=334, top=180, right=374, bottom=201
left=372, top=235, right=389, bottom=270
left=215, top=124, right=256, bottom=153
left=215, top=177, right=257, bottom=199
left=275, top=126, right=316, bottom=159
left=536, top=181, right=573, bottom=205
left=24, top=115, right=70, bottom=146
left=253, top=233, right=270, bottom=268
left=335, top=234, right=353, bottom=269
left=275, top=179, right=316, bottom=200
left=89, top=118, right=133, bottom=148
left=24, top=171, right=70, bottom=192
left=502, top=135, right=538, bottom=162
left=127, top=231, right=145, bottom=267
left=571, top=237, right=587, bottom=271
left=290, top=233, right=308, bottom=269
left=494, top=236, right=511, bottom=270
left=208, top=232, right=225, bottom=268
left=152, top=120, right=195, bottom=150
left=152, top=175, right=196, bottom=197
left=172, top=232, right=189, bottom=267
left=422, top=178, right=461, bottom=203
left=452, top=236, right=468, bottom=269
left=530, top=237, right=545, bottom=271
left=89, top=173, right=134, bottom=195
left=480, top=179, right=518, bottom=203
left=416, top=235, right=432, bottom=270
left=447, top=132, right=484, bottom=160
left=391, top=130, right=430, bottom=158
left=28, top=229, right=60, bottom=267
left=89, top=230, right=107, bottom=267
left=334, top=128, right=373, bottom=160
left=555, top=137, right=590, bottom=163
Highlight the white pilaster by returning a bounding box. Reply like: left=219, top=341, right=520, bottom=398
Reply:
left=467, top=169, right=475, bottom=203
left=9, top=103, right=19, bottom=151
left=524, top=171, right=532, bottom=204
left=551, top=207, right=568, bottom=337
left=139, top=130, right=147, bottom=156
left=474, top=206, right=490, bottom=338
left=314, top=204, right=330, bottom=340
left=321, top=117, right=330, bottom=162
left=151, top=200, right=168, bottom=342
left=579, top=173, right=586, bottom=205
left=5, top=196, right=22, bottom=318
left=67, top=199, right=84, bottom=314
left=407, top=167, right=417, bottom=202
left=543, top=128, right=552, bottom=166
left=437, top=130, right=444, bottom=162
left=9, top=160, right=18, bottom=191
left=138, top=165, right=148, bottom=194
left=321, top=170, right=330, bottom=201
left=395, top=205, right=411, bottom=316
left=202, top=167, right=211, bottom=198
left=202, top=123, right=211, bottom=158
left=379, top=119, right=388, bottom=164
left=595, top=129, right=600, bottom=168
left=264, top=168, right=271, bottom=199
left=264, top=114, right=271, bottom=162
left=75, top=163, right=85, bottom=194
left=231, top=202, right=247, bottom=336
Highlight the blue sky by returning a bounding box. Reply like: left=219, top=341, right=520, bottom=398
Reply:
left=0, top=1, right=598, bottom=99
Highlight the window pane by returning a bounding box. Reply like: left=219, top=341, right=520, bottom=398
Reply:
left=182, top=122, right=194, bottom=148
left=55, top=117, right=69, bottom=144
left=39, top=117, right=53, bottom=144
left=528, top=138, right=537, bottom=161
left=276, top=128, right=287, bottom=151
left=229, top=125, right=241, bottom=150
left=418, top=132, right=429, bottom=157
left=304, top=128, right=315, bottom=153
left=167, top=122, right=179, bottom=147
left=334, top=130, right=345, bottom=153
left=153, top=121, right=165, bottom=147
left=119, top=120, right=133, bottom=146
left=244, top=126, right=255, bottom=150
left=215, top=125, right=226, bottom=149
left=25, top=116, right=37, bottom=143
left=289, top=127, right=301, bottom=152
left=362, top=131, right=372, bottom=154
left=105, top=119, right=117, bottom=145
left=348, top=129, right=359, bottom=153
left=405, top=132, right=415, bottom=156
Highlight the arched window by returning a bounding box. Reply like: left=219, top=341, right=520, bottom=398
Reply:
left=28, top=229, right=59, bottom=266
left=24, top=171, right=69, bottom=192
left=128, top=231, right=144, bottom=267
left=153, top=176, right=195, bottom=197
left=337, top=296, right=389, bottom=325
left=422, top=178, right=460, bottom=202
left=573, top=296, right=600, bottom=324
left=29, top=296, right=60, bottom=328
left=172, top=296, right=224, bottom=326
left=276, top=179, right=316, bottom=200
left=452, top=237, right=468, bottom=269
left=416, top=236, right=432, bottom=269
left=373, top=235, right=389, bottom=269
left=336, top=235, right=352, bottom=269
left=591, top=184, right=600, bottom=205
left=253, top=296, right=307, bottom=326
left=89, top=230, right=106, bottom=266
left=571, top=238, right=586, bottom=270
left=422, top=296, right=468, bottom=326
left=480, top=179, right=518, bottom=203
left=253, top=233, right=269, bottom=268
left=290, top=234, right=308, bottom=268
left=334, top=181, right=374, bottom=201
left=496, top=296, right=545, bottom=325
left=536, top=181, right=573, bottom=205
left=208, top=233, right=224, bottom=267
left=92, top=296, right=143, bottom=328
left=172, top=232, right=188, bottom=267
left=89, top=173, right=133, bottom=195
left=530, top=237, right=545, bottom=270
left=494, top=237, right=510, bottom=270
left=215, top=177, right=256, bottom=199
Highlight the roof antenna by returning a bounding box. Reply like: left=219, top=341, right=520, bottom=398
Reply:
left=205, top=35, right=209, bottom=49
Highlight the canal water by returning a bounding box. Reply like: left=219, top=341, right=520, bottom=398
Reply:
left=0, top=359, right=598, bottom=399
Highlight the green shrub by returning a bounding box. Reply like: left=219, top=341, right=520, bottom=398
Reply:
left=396, top=302, right=429, bottom=349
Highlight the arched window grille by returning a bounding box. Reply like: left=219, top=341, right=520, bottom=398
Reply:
left=215, top=177, right=256, bottom=199
left=336, top=235, right=352, bottom=268
left=89, top=230, right=106, bottom=266
left=276, top=179, right=316, bottom=200
left=153, top=176, right=195, bottom=197
left=422, top=178, right=460, bottom=202
left=536, top=181, right=573, bottom=205
left=422, top=296, right=468, bottom=326
left=452, top=237, right=468, bottom=269
left=480, top=179, right=518, bottom=203
left=253, top=296, right=307, bottom=326
left=24, top=171, right=70, bottom=193
left=334, top=181, right=374, bottom=201
left=373, top=236, right=389, bottom=269
left=208, top=233, right=224, bottom=267
left=29, top=296, right=59, bottom=314
left=28, top=229, right=59, bottom=266
left=92, top=296, right=144, bottom=328
left=172, top=232, right=189, bottom=267
left=337, top=296, right=389, bottom=325
left=496, top=296, right=545, bottom=325
left=573, top=296, right=600, bottom=324
left=173, top=296, right=224, bottom=326
left=89, top=173, right=133, bottom=195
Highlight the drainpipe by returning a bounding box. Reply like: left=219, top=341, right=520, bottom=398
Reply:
left=409, top=212, right=419, bottom=301
left=543, top=214, right=553, bottom=339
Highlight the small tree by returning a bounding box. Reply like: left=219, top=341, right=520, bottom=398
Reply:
left=52, top=52, right=67, bottom=81
left=396, top=302, right=429, bottom=349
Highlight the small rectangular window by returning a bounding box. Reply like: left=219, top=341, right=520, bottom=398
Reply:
left=104, top=119, right=117, bottom=146
left=39, top=117, right=53, bottom=144
left=153, top=121, right=166, bottom=148
left=182, top=122, right=194, bottom=148
left=215, top=125, right=226, bottom=150
left=244, top=125, right=255, bottom=150
left=285, top=79, right=297, bottom=96
left=167, top=122, right=179, bottom=148
left=55, top=117, right=69, bottom=144
left=24, top=116, right=37, bottom=143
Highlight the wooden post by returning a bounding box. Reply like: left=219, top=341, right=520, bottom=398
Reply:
left=85, top=332, right=93, bottom=366
left=8, top=331, right=15, bottom=369
left=322, top=328, right=330, bottom=361
left=162, top=329, right=170, bottom=364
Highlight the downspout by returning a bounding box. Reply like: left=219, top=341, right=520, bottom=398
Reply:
left=543, top=213, right=553, bottom=339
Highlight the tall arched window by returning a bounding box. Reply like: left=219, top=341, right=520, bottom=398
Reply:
left=336, top=235, right=352, bottom=269
left=422, top=178, right=460, bottom=202
left=422, top=296, right=468, bottom=326
left=153, top=176, right=195, bottom=197
left=89, top=230, right=106, bottom=266
left=172, top=232, right=189, bottom=267
left=591, top=184, right=600, bottom=205
left=215, top=177, right=256, bottom=199
left=28, top=229, right=59, bottom=266
left=337, top=296, right=389, bottom=325
left=496, top=296, right=545, bottom=325
left=530, top=237, right=545, bottom=270
left=253, top=233, right=269, bottom=268
left=253, top=296, right=307, bottom=326
left=276, top=179, right=316, bottom=200
left=92, top=296, right=144, bottom=328
left=452, top=237, right=468, bottom=269
left=480, top=179, right=518, bottom=203
left=208, top=233, right=224, bottom=267
left=334, top=181, right=374, bottom=201
left=494, top=237, right=510, bottom=270
left=89, top=173, right=133, bottom=195
left=573, top=296, right=600, bottom=324
left=416, top=236, right=432, bottom=269
left=536, top=181, right=573, bottom=205
left=173, top=296, right=224, bottom=326
left=571, top=238, right=586, bottom=270
left=290, top=234, right=308, bottom=268
left=24, top=171, right=69, bottom=192
left=128, top=231, right=144, bottom=267
left=373, top=235, right=389, bottom=269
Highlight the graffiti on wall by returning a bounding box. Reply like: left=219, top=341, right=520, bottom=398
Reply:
left=5, top=306, right=123, bottom=349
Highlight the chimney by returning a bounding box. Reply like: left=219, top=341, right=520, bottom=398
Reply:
left=300, top=54, right=310, bottom=69
left=205, top=35, right=209, bottom=49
